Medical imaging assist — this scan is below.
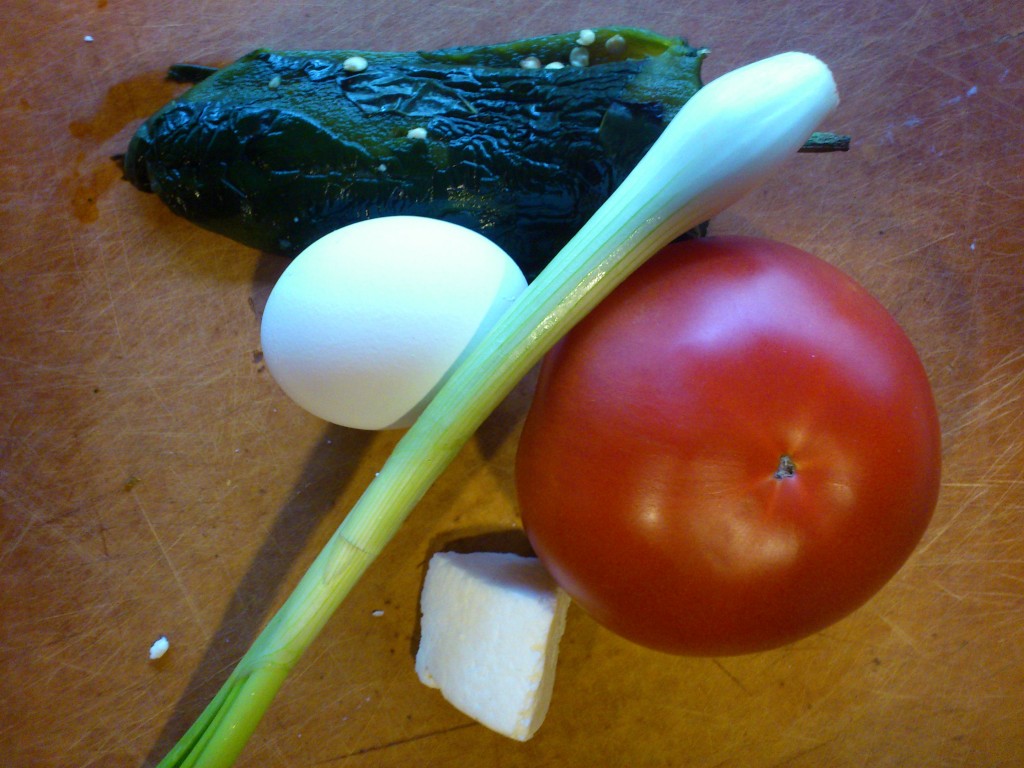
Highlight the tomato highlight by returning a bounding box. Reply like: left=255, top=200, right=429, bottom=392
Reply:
left=515, top=236, right=941, bottom=655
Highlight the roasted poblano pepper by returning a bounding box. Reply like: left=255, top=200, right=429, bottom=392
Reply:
left=121, top=28, right=716, bottom=278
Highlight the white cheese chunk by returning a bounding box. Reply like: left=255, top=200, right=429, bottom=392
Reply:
left=415, top=551, right=570, bottom=741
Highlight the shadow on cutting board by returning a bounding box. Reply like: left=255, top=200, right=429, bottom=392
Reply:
left=143, top=422, right=374, bottom=767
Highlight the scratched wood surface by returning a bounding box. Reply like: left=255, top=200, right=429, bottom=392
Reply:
left=2, top=1, right=1022, bottom=766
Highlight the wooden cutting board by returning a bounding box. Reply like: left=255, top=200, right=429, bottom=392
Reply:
left=2, top=2, right=1022, bottom=766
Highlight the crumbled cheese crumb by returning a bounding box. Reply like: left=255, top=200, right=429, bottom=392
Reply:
left=605, top=33, right=627, bottom=56
left=268, top=75, right=282, bottom=90
left=415, top=551, right=570, bottom=741
left=570, top=46, right=590, bottom=67
left=576, top=29, right=596, bottom=46
left=545, top=61, right=565, bottom=70
left=520, top=55, right=542, bottom=69
left=372, top=609, right=385, bottom=617
left=149, top=635, right=170, bottom=660
left=406, top=127, right=428, bottom=140
left=343, top=56, right=368, bottom=73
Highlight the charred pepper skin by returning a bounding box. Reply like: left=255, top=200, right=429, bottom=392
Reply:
left=122, top=28, right=706, bottom=280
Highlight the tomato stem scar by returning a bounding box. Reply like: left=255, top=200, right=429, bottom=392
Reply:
left=774, top=454, right=797, bottom=480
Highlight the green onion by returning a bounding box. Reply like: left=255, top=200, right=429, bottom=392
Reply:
left=155, top=51, right=838, bottom=767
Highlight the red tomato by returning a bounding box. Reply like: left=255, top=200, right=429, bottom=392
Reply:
left=515, top=237, right=941, bottom=655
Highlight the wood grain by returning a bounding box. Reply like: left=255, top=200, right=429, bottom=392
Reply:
left=1, top=2, right=1022, bottom=766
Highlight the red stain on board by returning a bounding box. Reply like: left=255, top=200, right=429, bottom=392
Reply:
left=65, top=70, right=185, bottom=223
left=68, top=71, right=183, bottom=144
left=63, top=153, right=123, bottom=224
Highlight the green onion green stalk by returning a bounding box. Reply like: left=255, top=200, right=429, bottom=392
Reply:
left=156, top=51, right=839, bottom=767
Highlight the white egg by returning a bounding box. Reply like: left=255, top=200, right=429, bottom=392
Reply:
left=260, top=216, right=527, bottom=430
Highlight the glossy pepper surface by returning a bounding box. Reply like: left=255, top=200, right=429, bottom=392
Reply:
left=122, top=28, right=708, bottom=279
